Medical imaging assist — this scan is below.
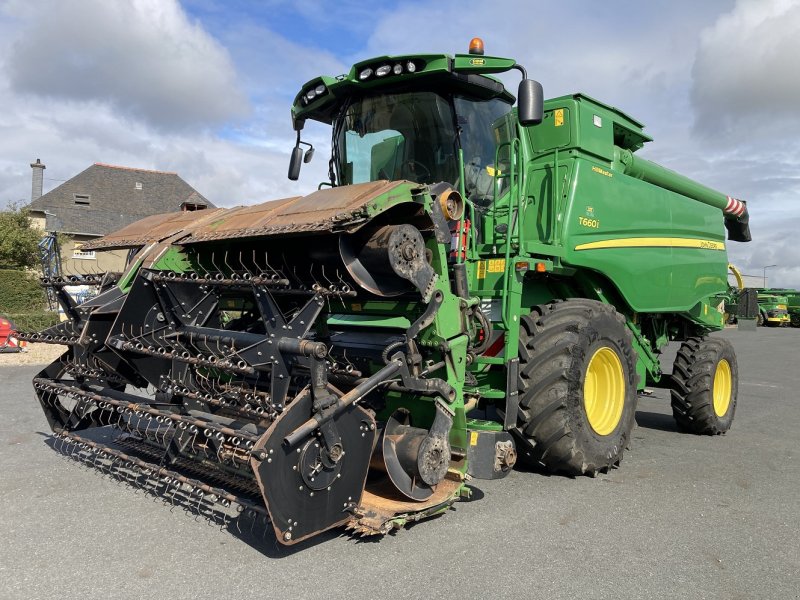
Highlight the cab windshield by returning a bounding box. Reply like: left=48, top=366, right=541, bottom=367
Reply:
left=335, top=92, right=457, bottom=185
left=333, top=91, right=513, bottom=191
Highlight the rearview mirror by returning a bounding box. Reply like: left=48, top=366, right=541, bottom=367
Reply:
left=288, top=146, right=303, bottom=180
left=518, top=79, right=544, bottom=126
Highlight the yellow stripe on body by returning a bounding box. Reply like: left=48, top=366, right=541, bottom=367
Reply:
left=574, top=237, right=726, bottom=251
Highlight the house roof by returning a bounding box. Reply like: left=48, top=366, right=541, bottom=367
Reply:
left=29, top=163, right=215, bottom=236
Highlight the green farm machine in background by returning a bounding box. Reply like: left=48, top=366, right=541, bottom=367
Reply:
left=757, top=289, right=797, bottom=327
left=756, top=291, right=789, bottom=326
left=16, top=39, right=752, bottom=544
left=787, top=291, right=800, bottom=327
left=724, top=263, right=746, bottom=324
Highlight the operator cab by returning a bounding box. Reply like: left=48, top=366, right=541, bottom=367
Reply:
left=289, top=40, right=542, bottom=209
left=333, top=90, right=514, bottom=207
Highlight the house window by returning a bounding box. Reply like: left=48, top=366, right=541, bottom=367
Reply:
left=135, top=182, right=142, bottom=190
left=72, top=242, right=95, bottom=260
left=74, top=193, right=90, bottom=206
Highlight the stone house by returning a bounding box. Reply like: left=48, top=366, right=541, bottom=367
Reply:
left=27, top=160, right=213, bottom=274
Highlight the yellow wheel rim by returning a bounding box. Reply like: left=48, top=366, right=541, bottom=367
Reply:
left=713, top=359, right=732, bottom=417
left=583, top=347, right=626, bottom=436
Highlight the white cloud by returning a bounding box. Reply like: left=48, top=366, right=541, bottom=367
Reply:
left=0, top=82, right=323, bottom=208
left=0, top=0, right=327, bottom=209
left=684, top=0, right=800, bottom=288
left=3, top=0, right=249, bottom=130
left=729, top=219, right=800, bottom=289
left=359, top=1, right=728, bottom=119
left=691, top=0, right=800, bottom=136
left=359, top=0, right=799, bottom=287
left=1, top=0, right=798, bottom=291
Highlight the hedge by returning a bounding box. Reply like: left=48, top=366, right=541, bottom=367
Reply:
left=0, top=269, right=57, bottom=332
left=5, top=311, right=59, bottom=332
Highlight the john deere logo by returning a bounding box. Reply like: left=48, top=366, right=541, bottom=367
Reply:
left=470, top=58, right=485, bottom=66
left=586, top=206, right=595, bottom=216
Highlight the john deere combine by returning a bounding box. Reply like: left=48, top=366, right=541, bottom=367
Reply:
left=756, top=289, right=793, bottom=327
left=17, top=39, right=752, bottom=544
left=784, top=291, right=800, bottom=327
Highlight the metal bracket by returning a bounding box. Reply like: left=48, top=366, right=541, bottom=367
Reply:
left=503, top=357, right=520, bottom=430
left=396, top=351, right=456, bottom=403
left=428, top=190, right=453, bottom=244
left=407, top=289, right=444, bottom=339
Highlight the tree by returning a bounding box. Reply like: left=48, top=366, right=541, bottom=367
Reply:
left=0, top=203, right=41, bottom=270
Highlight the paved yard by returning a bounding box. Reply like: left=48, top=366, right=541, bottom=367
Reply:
left=1, top=328, right=798, bottom=599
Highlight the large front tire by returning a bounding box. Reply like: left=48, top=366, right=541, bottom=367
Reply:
left=670, top=336, right=737, bottom=434
left=514, top=299, right=639, bottom=476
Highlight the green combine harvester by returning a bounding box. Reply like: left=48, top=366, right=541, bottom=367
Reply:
left=16, top=39, right=752, bottom=544
left=787, top=292, right=800, bottom=327
left=756, top=290, right=790, bottom=326
left=757, top=288, right=797, bottom=327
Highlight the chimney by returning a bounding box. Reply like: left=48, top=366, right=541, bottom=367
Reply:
left=30, top=158, right=46, bottom=201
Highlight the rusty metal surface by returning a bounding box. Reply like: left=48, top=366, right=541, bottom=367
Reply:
left=349, top=477, right=463, bottom=535
left=182, top=180, right=407, bottom=244
left=81, top=208, right=228, bottom=250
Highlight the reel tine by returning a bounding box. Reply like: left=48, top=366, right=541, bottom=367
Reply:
left=250, top=249, right=261, bottom=276
left=91, top=446, right=104, bottom=469
left=263, top=252, right=273, bottom=278
left=239, top=251, right=250, bottom=278
left=167, top=481, right=179, bottom=510
left=321, top=263, right=336, bottom=290
left=99, top=404, right=109, bottom=428
left=222, top=250, right=233, bottom=277
left=210, top=251, right=221, bottom=278
left=219, top=508, right=231, bottom=533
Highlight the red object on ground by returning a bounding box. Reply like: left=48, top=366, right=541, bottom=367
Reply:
left=0, top=315, right=24, bottom=352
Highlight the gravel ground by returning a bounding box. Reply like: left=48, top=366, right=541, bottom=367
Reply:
left=0, top=343, right=66, bottom=366
left=0, top=328, right=798, bottom=600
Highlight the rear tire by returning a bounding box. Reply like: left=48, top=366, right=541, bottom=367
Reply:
left=670, top=336, right=737, bottom=434
left=514, top=299, right=639, bottom=476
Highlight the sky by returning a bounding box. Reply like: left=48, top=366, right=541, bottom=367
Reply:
left=0, top=0, right=798, bottom=288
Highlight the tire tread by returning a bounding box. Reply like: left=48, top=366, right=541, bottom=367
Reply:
left=514, top=299, right=639, bottom=476
left=669, top=336, right=737, bottom=435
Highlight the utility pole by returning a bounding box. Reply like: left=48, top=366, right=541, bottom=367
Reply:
left=763, top=264, right=777, bottom=288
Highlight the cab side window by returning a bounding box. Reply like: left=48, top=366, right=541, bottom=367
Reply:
left=455, top=97, right=514, bottom=208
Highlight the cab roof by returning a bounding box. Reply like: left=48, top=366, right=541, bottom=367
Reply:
left=292, top=53, right=516, bottom=126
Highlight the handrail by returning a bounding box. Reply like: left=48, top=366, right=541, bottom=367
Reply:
left=551, top=147, right=559, bottom=245
left=502, top=138, right=522, bottom=328
left=488, top=138, right=523, bottom=329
